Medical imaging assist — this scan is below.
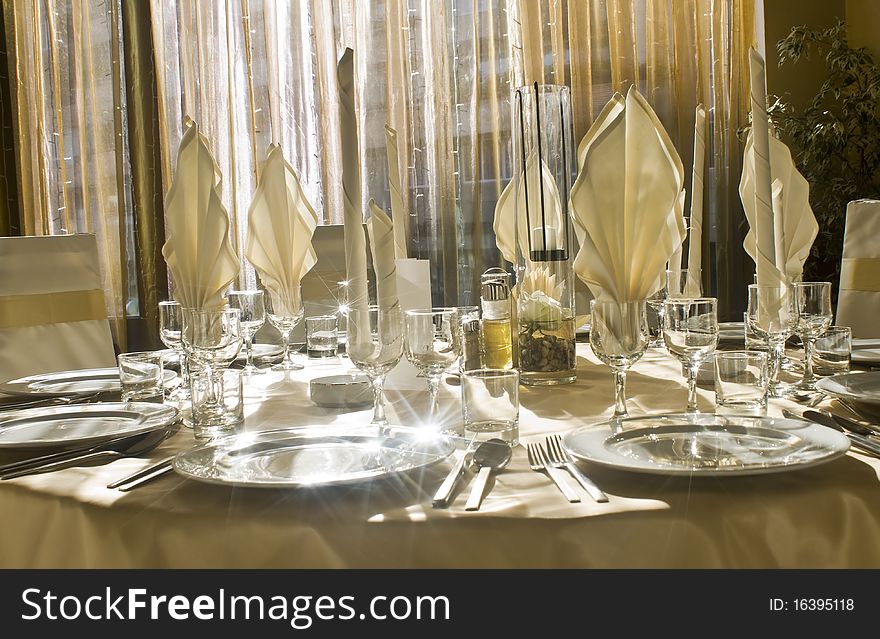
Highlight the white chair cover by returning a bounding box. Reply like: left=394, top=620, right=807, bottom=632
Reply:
left=836, top=199, right=880, bottom=338
left=0, top=234, right=117, bottom=381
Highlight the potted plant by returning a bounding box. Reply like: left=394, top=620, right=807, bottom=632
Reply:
left=767, top=19, right=880, bottom=294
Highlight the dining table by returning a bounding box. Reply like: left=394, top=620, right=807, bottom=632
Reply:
left=1, top=342, right=879, bottom=569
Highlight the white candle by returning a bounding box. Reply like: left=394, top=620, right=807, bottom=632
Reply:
left=530, top=225, right=559, bottom=252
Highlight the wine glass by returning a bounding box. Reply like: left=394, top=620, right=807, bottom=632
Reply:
left=347, top=305, right=403, bottom=428
left=265, top=289, right=305, bottom=371
left=662, top=297, right=719, bottom=412
left=226, top=290, right=266, bottom=375
left=589, top=300, right=649, bottom=421
left=793, top=281, right=833, bottom=392
left=746, top=284, right=795, bottom=398
left=646, top=286, right=667, bottom=348
left=158, top=300, right=189, bottom=400
left=404, top=308, right=461, bottom=430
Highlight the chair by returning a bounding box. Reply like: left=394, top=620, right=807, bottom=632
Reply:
left=0, top=234, right=117, bottom=381
left=836, top=200, right=880, bottom=338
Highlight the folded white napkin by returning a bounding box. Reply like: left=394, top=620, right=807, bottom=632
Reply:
left=684, top=104, right=707, bottom=296
left=570, top=87, right=686, bottom=302
left=367, top=201, right=400, bottom=313
left=740, top=131, right=818, bottom=286
left=245, top=144, right=318, bottom=316
left=493, top=154, right=566, bottom=265
left=384, top=125, right=409, bottom=260
left=161, top=119, right=239, bottom=310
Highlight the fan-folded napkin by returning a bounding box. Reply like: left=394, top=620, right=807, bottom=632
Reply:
left=569, top=87, right=686, bottom=303
left=161, top=120, right=239, bottom=310
left=245, top=144, right=318, bottom=316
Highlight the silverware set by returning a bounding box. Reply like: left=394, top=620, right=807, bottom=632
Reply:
left=783, top=408, right=880, bottom=458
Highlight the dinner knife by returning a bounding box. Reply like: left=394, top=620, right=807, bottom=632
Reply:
left=797, top=410, right=880, bottom=458
left=432, top=436, right=477, bottom=508
left=107, top=457, right=175, bottom=491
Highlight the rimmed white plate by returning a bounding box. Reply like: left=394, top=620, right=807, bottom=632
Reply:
left=562, top=413, right=849, bottom=476
left=173, top=426, right=456, bottom=488
left=817, top=371, right=880, bottom=407
left=0, top=402, right=178, bottom=449
left=851, top=340, right=880, bottom=365
left=0, top=367, right=177, bottom=398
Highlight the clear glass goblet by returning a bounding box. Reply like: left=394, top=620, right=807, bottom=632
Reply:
left=793, top=281, right=833, bottom=391
left=347, top=305, right=404, bottom=428
left=662, top=297, right=719, bottom=413
left=158, top=300, right=189, bottom=400
left=746, top=284, right=795, bottom=398
left=226, top=289, right=266, bottom=375
left=589, top=300, right=649, bottom=421
left=646, top=287, right=667, bottom=348
left=265, top=290, right=305, bottom=371
left=404, top=308, right=461, bottom=430
left=181, top=307, right=243, bottom=425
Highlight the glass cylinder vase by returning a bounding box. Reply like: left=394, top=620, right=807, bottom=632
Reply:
left=512, top=84, right=577, bottom=386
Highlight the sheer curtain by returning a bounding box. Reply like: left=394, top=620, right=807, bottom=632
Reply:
left=4, top=0, right=134, bottom=347
left=150, top=0, right=755, bottom=314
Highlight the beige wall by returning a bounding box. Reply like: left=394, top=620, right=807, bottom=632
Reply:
left=847, top=0, right=880, bottom=60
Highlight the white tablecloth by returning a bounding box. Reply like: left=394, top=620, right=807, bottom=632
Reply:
left=2, top=344, right=879, bottom=568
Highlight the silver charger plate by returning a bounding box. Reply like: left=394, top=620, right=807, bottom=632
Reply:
left=0, top=402, right=178, bottom=449
left=0, top=367, right=177, bottom=398
left=173, top=426, right=456, bottom=488
left=562, top=413, right=849, bottom=476
left=817, top=371, right=880, bottom=407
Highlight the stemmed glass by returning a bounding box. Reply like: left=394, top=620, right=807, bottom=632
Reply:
left=347, top=305, right=403, bottom=428
left=746, top=284, right=795, bottom=398
left=181, top=307, right=242, bottom=424
left=226, top=290, right=266, bottom=375
left=646, top=287, right=667, bottom=348
left=589, top=300, right=649, bottom=421
left=662, top=297, right=719, bottom=413
left=404, top=308, right=461, bottom=430
left=793, top=281, right=833, bottom=391
left=265, top=289, right=305, bottom=371
left=666, top=268, right=702, bottom=300
left=158, top=300, right=189, bottom=400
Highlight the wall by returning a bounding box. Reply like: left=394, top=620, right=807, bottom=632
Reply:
left=846, top=0, right=880, bottom=60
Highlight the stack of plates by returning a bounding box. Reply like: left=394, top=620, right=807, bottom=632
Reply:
left=718, top=321, right=745, bottom=343
left=851, top=339, right=880, bottom=366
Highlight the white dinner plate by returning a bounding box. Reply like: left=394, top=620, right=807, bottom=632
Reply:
left=236, top=343, right=283, bottom=361
left=816, top=371, right=880, bottom=408
left=173, top=426, right=456, bottom=488
left=851, top=339, right=880, bottom=365
left=562, top=413, right=849, bottom=476
left=0, top=367, right=177, bottom=398
left=0, top=402, right=178, bottom=449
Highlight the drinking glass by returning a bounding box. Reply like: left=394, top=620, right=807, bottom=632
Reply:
left=226, top=290, right=266, bottom=375
left=666, top=268, right=702, bottom=300
left=663, top=297, right=719, bottom=412
left=813, top=326, right=852, bottom=375
left=793, top=282, right=833, bottom=391
left=714, top=351, right=768, bottom=415
left=347, top=305, right=404, bottom=427
left=265, top=289, right=305, bottom=371
left=404, top=308, right=461, bottom=430
left=306, top=315, right=338, bottom=358
left=589, top=300, right=649, bottom=420
left=746, top=284, right=795, bottom=398
left=189, top=368, right=244, bottom=441
left=117, top=351, right=165, bottom=403
left=158, top=300, right=189, bottom=399
left=462, top=369, right=520, bottom=446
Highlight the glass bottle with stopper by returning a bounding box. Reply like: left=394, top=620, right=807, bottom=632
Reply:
left=512, top=83, right=577, bottom=386
left=480, top=268, right=513, bottom=370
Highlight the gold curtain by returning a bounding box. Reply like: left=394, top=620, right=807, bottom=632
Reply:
left=3, top=0, right=132, bottom=349
left=150, top=0, right=755, bottom=312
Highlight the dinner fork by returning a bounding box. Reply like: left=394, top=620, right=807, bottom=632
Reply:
left=545, top=434, right=609, bottom=503
left=525, top=442, right=580, bottom=503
